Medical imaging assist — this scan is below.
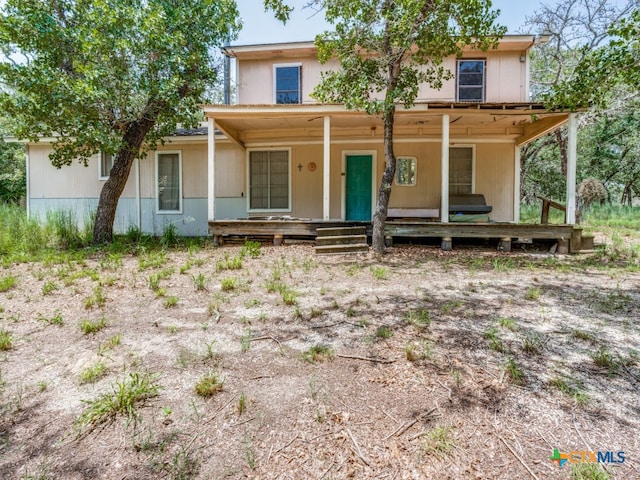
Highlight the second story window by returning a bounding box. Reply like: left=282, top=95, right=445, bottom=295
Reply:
left=274, top=64, right=301, bottom=104
left=457, top=60, right=485, bottom=102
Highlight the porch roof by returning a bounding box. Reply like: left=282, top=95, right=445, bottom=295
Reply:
left=201, top=102, right=572, bottom=148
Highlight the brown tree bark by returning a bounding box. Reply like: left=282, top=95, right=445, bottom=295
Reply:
left=93, top=102, right=161, bottom=244
left=372, top=107, right=396, bottom=253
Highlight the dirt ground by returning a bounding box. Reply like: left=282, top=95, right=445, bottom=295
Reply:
left=0, top=239, right=638, bottom=479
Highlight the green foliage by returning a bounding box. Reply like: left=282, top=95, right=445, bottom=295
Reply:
left=0, top=329, right=13, bottom=351
left=0, top=0, right=241, bottom=242
left=0, top=139, right=26, bottom=203
left=370, top=266, right=388, bottom=281
left=314, top=0, right=505, bottom=115
left=422, top=426, right=455, bottom=458
left=84, top=285, right=107, bottom=309
left=160, top=223, right=178, bottom=248
left=194, top=371, right=224, bottom=397
left=37, top=310, right=64, bottom=326
left=571, top=463, right=610, bottom=480
left=302, top=343, right=334, bottom=363
left=241, top=240, right=261, bottom=258
left=313, top=0, right=504, bottom=251
left=80, top=362, right=107, bottom=384
left=220, top=278, right=236, bottom=291
left=76, top=372, right=159, bottom=431
left=0, top=274, right=16, bottom=292
left=80, top=317, right=107, bottom=335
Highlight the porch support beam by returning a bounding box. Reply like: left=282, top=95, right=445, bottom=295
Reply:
left=208, top=117, right=215, bottom=222
left=514, top=145, right=521, bottom=223
left=215, top=118, right=245, bottom=152
left=515, top=115, right=568, bottom=147
left=566, top=113, right=578, bottom=224
left=323, top=115, right=330, bottom=220
left=440, top=114, right=450, bottom=223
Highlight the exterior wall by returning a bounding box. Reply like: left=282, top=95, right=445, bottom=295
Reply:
left=217, top=140, right=515, bottom=223
left=237, top=50, right=528, bottom=105
left=28, top=141, right=210, bottom=236
left=475, top=143, right=515, bottom=221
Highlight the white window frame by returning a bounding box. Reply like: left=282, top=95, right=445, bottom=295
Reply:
left=449, top=145, right=476, bottom=194
left=246, top=147, right=292, bottom=213
left=98, top=152, right=113, bottom=180
left=456, top=59, right=486, bottom=102
left=394, top=156, right=417, bottom=187
left=273, top=63, right=302, bottom=104
left=155, top=150, right=183, bottom=214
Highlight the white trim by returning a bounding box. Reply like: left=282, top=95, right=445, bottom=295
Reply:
left=135, top=157, right=141, bottom=229
left=394, top=156, right=417, bottom=187
left=273, top=62, right=302, bottom=104
left=98, top=152, right=113, bottom=180
left=456, top=59, right=486, bottom=102
left=341, top=150, right=377, bottom=221
left=323, top=116, right=331, bottom=220
left=246, top=147, right=292, bottom=213
left=566, top=113, right=577, bottom=224
left=514, top=146, right=521, bottom=223
left=242, top=138, right=517, bottom=148
left=155, top=150, right=183, bottom=214
left=25, top=145, right=30, bottom=219
left=208, top=117, right=216, bottom=221
left=441, top=115, right=450, bottom=222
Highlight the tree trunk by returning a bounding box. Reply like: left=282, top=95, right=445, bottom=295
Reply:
left=93, top=150, right=136, bottom=244
left=372, top=108, right=396, bottom=253
left=93, top=108, right=160, bottom=243
left=555, top=128, right=568, bottom=178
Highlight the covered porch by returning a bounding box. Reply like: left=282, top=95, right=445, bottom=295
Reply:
left=202, top=102, right=581, bottom=251
left=208, top=218, right=585, bottom=254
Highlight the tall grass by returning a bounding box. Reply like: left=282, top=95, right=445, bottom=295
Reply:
left=0, top=203, right=47, bottom=258
left=0, top=204, right=93, bottom=260
left=520, top=203, right=640, bottom=230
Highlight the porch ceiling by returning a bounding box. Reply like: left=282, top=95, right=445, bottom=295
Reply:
left=202, top=103, right=570, bottom=146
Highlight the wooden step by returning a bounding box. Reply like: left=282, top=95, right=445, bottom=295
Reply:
left=316, top=234, right=367, bottom=246
left=315, top=243, right=370, bottom=255
left=316, top=226, right=366, bottom=237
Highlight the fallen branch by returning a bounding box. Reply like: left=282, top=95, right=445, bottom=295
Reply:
left=274, top=433, right=299, bottom=455
left=249, top=335, right=282, bottom=350
left=346, top=428, right=371, bottom=466
left=498, top=434, right=539, bottom=480
left=336, top=353, right=394, bottom=364
left=383, top=407, right=439, bottom=441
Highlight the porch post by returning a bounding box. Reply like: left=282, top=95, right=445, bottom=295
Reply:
left=566, top=113, right=577, bottom=224
left=440, top=114, right=450, bottom=223
left=323, top=115, right=331, bottom=220
left=208, top=117, right=215, bottom=222
left=514, top=145, right=521, bottom=223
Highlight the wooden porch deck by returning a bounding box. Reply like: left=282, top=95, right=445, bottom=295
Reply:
left=209, top=219, right=585, bottom=253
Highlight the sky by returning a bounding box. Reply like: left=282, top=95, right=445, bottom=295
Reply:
left=235, top=0, right=541, bottom=45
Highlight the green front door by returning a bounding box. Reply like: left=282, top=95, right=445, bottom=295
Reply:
left=345, top=155, right=372, bottom=221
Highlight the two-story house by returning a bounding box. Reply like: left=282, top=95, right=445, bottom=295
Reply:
left=25, top=36, right=583, bottom=250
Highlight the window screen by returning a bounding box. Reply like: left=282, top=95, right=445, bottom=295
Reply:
left=249, top=150, right=289, bottom=210
left=457, top=60, right=485, bottom=102
left=157, top=153, right=181, bottom=212
left=275, top=66, right=301, bottom=104
left=449, top=147, right=473, bottom=194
